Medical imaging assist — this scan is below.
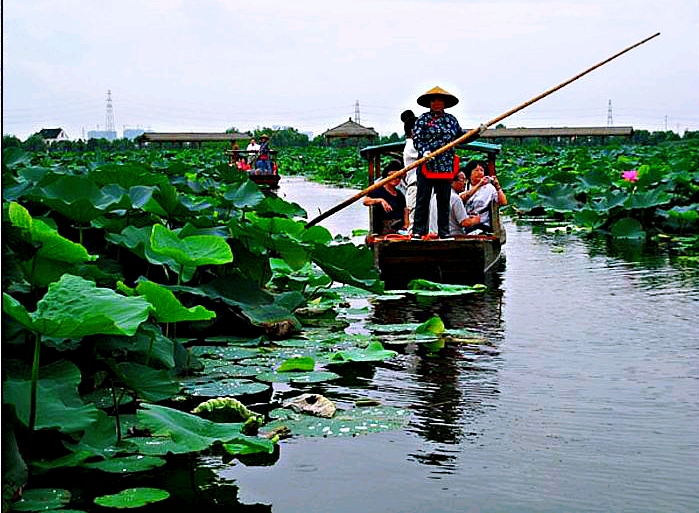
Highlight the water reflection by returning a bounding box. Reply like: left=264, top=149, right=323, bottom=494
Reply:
left=370, top=276, right=505, bottom=475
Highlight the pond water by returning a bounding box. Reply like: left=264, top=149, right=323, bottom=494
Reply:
left=38, top=176, right=694, bottom=512
left=203, top=176, right=697, bottom=513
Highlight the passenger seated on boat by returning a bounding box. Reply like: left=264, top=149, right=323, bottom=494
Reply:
left=449, top=171, right=483, bottom=236
left=363, top=160, right=409, bottom=235
left=458, top=159, right=507, bottom=233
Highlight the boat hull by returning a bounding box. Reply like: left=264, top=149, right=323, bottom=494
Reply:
left=371, top=236, right=502, bottom=289
left=249, top=174, right=281, bottom=188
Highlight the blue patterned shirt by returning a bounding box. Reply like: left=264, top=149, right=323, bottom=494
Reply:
left=413, top=111, right=464, bottom=175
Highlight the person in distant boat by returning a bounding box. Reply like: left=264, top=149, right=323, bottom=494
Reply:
left=256, top=134, right=273, bottom=174
left=448, top=171, right=483, bottom=236
left=400, top=109, right=419, bottom=231
left=458, top=159, right=507, bottom=233
left=363, top=160, right=409, bottom=235
left=412, top=86, right=466, bottom=239
left=246, top=137, right=260, bottom=165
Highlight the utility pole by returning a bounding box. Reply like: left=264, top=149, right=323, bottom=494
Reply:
left=606, top=99, right=613, bottom=126
left=354, top=100, right=360, bottom=125
left=106, top=90, right=115, bottom=133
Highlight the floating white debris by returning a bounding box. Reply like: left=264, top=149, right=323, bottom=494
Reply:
left=283, top=393, right=337, bottom=418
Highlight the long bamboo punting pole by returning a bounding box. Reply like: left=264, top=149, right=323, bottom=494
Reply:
left=306, top=32, right=660, bottom=228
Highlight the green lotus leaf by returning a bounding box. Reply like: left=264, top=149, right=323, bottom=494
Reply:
left=149, top=224, right=233, bottom=277
left=537, top=184, right=581, bottom=212
left=133, top=403, right=246, bottom=454
left=37, top=175, right=132, bottom=223
left=97, top=324, right=176, bottom=369
left=112, top=362, right=181, bottom=402
left=93, top=487, right=170, bottom=509
left=190, top=345, right=262, bottom=361
left=610, top=217, right=646, bottom=239
left=592, top=189, right=629, bottom=211
left=7, top=202, right=98, bottom=273
left=312, top=243, right=384, bottom=294
left=415, top=316, right=445, bottom=335
left=222, top=436, right=275, bottom=456
left=177, top=275, right=304, bottom=328
left=277, top=356, right=315, bottom=372
left=199, top=360, right=263, bottom=378
left=266, top=405, right=411, bottom=437
left=127, top=185, right=158, bottom=208
left=255, top=370, right=340, bottom=383
left=624, top=188, right=673, bottom=209
left=573, top=209, right=606, bottom=229
left=30, top=450, right=93, bottom=474
left=142, top=182, right=191, bottom=218
left=62, top=410, right=126, bottom=460
left=84, top=455, right=167, bottom=474
left=329, top=341, right=397, bottom=363
left=3, top=274, right=153, bottom=339
left=254, top=195, right=307, bottom=217
left=223, top=180, right=265, bottom=208
left=134, top=279, right=216, bottom=323
left=182, top=378, right=269, bottom=398
left=406, top=279, right=486, bottom=296
left=3, top=360, right=99, bottom=432
left=105, top=225, right=187, bottom=274
left=577, top=167, right=612, bottom=189
left=3, top=146, right=31, bottom=168
left=89, top=162, right=168, bottom=188
left=9, top=488, right=71, bottom=511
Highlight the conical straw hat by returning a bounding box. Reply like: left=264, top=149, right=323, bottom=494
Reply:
left=416, top=86, right=459, bottom=108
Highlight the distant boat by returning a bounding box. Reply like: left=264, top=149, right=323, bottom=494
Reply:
left=359, top=141, right=506, bottom=289
left=228, top=149, right=281, bottom=189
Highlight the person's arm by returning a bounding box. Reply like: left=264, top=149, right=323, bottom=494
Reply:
left=491, top=177, right=508, bottom=206
left=412, top=116, right=428, bottom=157
left=363, top=195, right=392, bottom=212
left=459, top=179, right=486, bottom=202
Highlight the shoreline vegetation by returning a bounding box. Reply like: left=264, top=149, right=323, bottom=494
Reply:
left=2, top=130, right=697, bottom=511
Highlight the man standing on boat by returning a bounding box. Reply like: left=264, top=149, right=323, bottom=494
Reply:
left=257, top=134, right=272, bottom=174
left=412, top=86, right=465, bottom=240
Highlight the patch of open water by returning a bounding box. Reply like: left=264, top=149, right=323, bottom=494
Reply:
left=205, top=177, right=698, bottom=512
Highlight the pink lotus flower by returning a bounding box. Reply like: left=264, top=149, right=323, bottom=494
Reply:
left=622, top=169, right=639, bottom=182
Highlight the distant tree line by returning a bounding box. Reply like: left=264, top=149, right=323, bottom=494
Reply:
left=3, top=127, right=697, bottom=154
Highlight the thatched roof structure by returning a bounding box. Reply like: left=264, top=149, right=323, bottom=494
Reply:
left=481, top=126, right=633, bottom=138
left=321, top=118, right=378, bottom=141
left=136, top=132, right=249, bottom=147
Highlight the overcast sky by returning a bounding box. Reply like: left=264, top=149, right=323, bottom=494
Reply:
left=3, top=0, right=698, bottom=140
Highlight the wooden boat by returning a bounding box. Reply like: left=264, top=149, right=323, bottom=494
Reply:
left=227, top=149, right=281, bottom=189
left=359, top=140, right=506, bottom=289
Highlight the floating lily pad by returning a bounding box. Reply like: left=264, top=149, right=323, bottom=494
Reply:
left=277, top=356, right=315, bottom=372
left=266, top=405, right=411, bottom=437
left=199, top=360, right=264, bottom=378
left=10, top=488, right=71, bottom=511
left=93, top=487, right=170, bottom=509
left=183, top=378, right=269, bottom=398
left=83, top=455, right=166, bottom=474
left=255, top=371, right=340, bottom=384
left=329, top=341, right=397, bottom=363
left=189, top=345, right=261, bottom=361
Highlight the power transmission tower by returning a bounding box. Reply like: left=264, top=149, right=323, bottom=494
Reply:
left=354, top=100, right=360, bottom=125
left=105, top=90, right=115, bottom=132
left=606, top=99, right=613, bottom=126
